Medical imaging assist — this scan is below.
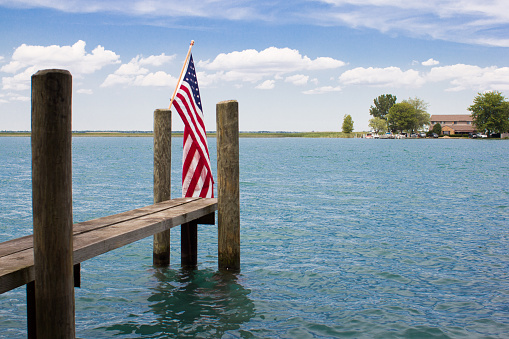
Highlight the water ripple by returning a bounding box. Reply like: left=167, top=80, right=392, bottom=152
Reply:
left=0, top=137, right=508, bottom=338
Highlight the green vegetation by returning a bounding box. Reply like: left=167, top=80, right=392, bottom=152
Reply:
left=369, top=94, right=397, bottom=120
left=368, top=117, right=387, bottom=134
left=468, top=91, right=509, bottom=136
left=385, top=98, right=430, bottom=134
left=432, top=123, right=442, bottom=135
left=369, top=94, right=431, bottom=135
left=403, top=97, right=430, bottom=133
left=387, top=102, right=417, bottom=133
left=342, top=114, right=354, bottom=134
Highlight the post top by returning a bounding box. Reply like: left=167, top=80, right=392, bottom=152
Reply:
left=33, top=69, right=71, bottom=77
left=217, top=100, right=238, bottom=105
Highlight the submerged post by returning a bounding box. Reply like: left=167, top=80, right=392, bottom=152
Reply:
left=216, top=100, right=240, bottom=271
left=181, top=221, right=198, bottom=268
left=32, top=69, right=74, bottom=338
left=153, top=109, right=172, bottom=266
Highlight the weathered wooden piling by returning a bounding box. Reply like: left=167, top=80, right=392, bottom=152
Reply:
left=31, top=69, right=75, bottom=338
left=153, top=109, right=172, bottom=266
left=216, top=100, right=240, bottom=271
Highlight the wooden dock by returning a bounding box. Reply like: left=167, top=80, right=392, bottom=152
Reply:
left=0, top=197, right=217, bottom=294
left=0, top=69, right=240, bottom=338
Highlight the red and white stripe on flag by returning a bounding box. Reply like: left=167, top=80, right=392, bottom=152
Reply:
left=173, top=54, right=214, bottom=198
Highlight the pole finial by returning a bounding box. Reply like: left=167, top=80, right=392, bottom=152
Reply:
left=191, top=40, right=195, bottom=46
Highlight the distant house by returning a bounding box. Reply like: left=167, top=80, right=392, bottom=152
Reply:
left=429, top=115, right=476, bottom=135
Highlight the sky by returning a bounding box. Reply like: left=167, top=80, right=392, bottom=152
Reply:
left=0, top=0, right=508, bottom=132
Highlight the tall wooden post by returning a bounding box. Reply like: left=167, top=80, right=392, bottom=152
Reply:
left=32, top=69, right=74, bottom=338
left=153, top=109, right=172, bottom=266
left=216, top=100, right=240, bottom=271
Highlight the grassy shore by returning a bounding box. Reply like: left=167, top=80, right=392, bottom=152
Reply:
left=0, top=131, right=366, bottom=138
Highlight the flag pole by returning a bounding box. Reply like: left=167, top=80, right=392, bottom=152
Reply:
left=169, top=40, right=195, bottom=110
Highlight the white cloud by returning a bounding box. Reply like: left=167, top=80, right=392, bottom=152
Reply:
left=77, top=89, right=93, bottom=94
left=115, top=61, right=149, bottom=76
left=133, top=71, right=177, bottom=87
left=256, top=80, right=275, bottom=90
left=1, top=40, right=120, bottom=91
left=335, top=63, right=509, bottom=92
left=313, top=0, right=509, bottom=47
left=197, top=47, right=345, bottom=86
left=2, top=66, right=37, bottom=91
left=101, top=53, right=177, bottom=87
left=0, top=91, right=29, bottom=103
left=199, top=47, right=345, bottom=75
left=426, top=64, right=509, bottom=91
left=1, top=40, right=119, bottom=74
left=138, top=53, right=175, bottom=66
left=101, top=71, right=177, bottom=87
left=195, top=71, right=224, bottom=87
left=201, top=47, right=345, bottom=72
left=339, top=66, right=425, bottom=87
left=303, top=86, right=342, bottom=95
left=422, top=58, right=439, bottom=66
left=101, top=73, right=132, bottom=87
left=285, top=74, right=309, bottom=86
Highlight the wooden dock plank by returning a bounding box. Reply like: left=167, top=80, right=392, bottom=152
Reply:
left=0, top=248, right=34, bottom=294
left=73, top=198, right=217, bottom=263
left=73, top=197, right=200, bottom=235
left=0, top=197, right=200, bottom=259
left=0, top=198, right=217, bottom=294
left=0, top=235, right=33, bottom=258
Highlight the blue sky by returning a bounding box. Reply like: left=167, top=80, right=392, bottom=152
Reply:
left=0, top=0, right=508, bottom=132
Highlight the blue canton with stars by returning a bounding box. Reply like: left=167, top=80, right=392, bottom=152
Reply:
left=183, top=55, right=202, bottom=113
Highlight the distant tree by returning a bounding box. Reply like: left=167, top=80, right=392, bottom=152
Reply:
left=342, top=114, right=354, bottom=134
left=403, top=97, right=430, bottom=132
left=369, top=94, right=397, bottom=120
left=387, top=102, right=417, bottom=133
left=468, top=91, right=509, bottom=136
left=368, top=117, right=387, bottom=134
left=432, top=123, right=442, bottom=135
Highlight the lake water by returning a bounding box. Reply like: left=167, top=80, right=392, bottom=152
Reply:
left=0, top=137, right=508, bottom=338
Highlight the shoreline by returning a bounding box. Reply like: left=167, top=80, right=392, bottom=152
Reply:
left=0, top=131, right=504, bottom=139
left=0, top=131, right=365, bottom=138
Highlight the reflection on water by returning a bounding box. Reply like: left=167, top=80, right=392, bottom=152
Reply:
left=106, top=268, right=255, bottom=338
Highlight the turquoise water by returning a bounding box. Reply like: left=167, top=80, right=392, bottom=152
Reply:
left=0, top=137, right=508, bottom=338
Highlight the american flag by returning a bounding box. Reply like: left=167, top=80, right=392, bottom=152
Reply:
left=173, top=54, right=214, bottom=198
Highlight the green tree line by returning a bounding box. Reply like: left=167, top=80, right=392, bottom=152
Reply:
left=367, top=91, right=509, bottom=137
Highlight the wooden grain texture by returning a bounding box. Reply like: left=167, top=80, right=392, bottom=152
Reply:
left=0, top=198, right=199, bottom=263
left=31, top=69, right=75, bottom=338
left=153, top=109, right=172, bottom=266
left=0, top=198, right=197, bottom=259
left=73, top=198, right=217, bottom=264
left=0, top=198, right=217, bottom=294
left=0, top=235, right=33, bottom=257
left=216, top=100, right=240, bottom=271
